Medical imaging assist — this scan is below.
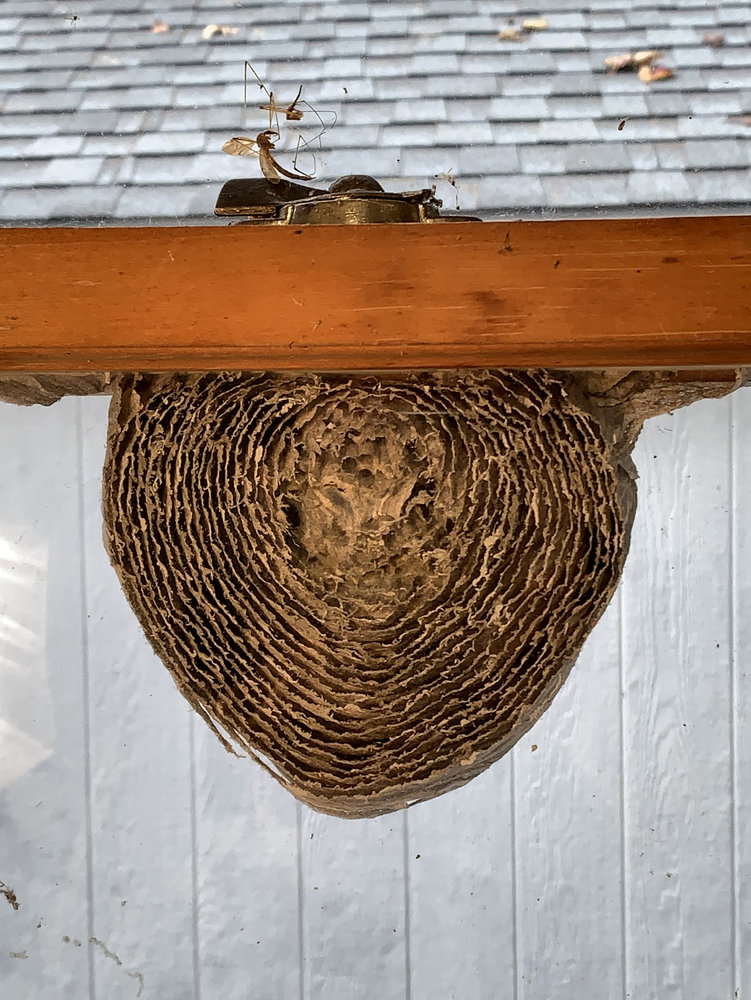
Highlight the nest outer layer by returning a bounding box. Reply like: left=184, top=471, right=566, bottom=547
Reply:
left=101, top=369, right=639, bottom=817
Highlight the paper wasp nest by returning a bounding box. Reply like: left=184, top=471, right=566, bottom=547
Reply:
left=2, top=366, right=744, bottom=817
left=100, top=369, right=659, bottom=818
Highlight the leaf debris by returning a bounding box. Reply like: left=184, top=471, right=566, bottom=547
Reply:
left=498, top=16, right=548, bottom=41
left=638, top=63, right=674, bottom=83
left=604, top=49, right=674, bottom=84
left=202, top=24, right=239, bottom=40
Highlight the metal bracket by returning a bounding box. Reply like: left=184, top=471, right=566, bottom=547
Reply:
left=215, top=174, right=482, bottom=225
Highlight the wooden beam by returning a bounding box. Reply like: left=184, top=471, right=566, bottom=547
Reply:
left=0, top=216, right=748, bottom=371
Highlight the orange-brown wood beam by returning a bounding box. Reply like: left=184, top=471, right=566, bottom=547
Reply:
left=0, top=216, right=748, bottom=371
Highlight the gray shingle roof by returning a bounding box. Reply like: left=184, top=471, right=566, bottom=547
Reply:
left=0, top=0, right=749, bottom=223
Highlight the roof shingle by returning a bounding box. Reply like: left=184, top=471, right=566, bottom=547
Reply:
left=0, top=0, right=748, bottom=223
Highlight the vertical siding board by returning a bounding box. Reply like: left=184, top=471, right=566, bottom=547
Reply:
left=193, top=727, right=301, bottom=1000
left=79, top=396, right=196, bottom=999
left=3, top=384, right=748, bottom=1000
left=0, top=399, right=90, bottom=998
left=622, top=402, right=733, bottom=998
left=513, top=600, right=625, bottom=999
left=407, top=762, right=516, bottom=1000
left=300, top=809, right=407, bottom=1000
left=733, top=387, right=751, bottom=998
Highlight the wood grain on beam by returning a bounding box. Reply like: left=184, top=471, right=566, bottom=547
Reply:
left=0, top=216, right=748, bottom=371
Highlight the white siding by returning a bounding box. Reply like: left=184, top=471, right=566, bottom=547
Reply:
left=0, top=390, right=748, bottom=1000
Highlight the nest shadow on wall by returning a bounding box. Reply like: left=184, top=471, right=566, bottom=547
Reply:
left=1, top=368, right=746, bottom=817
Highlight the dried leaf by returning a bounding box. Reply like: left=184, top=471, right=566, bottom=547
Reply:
left=201, top=23, right=239, bottom=40
left=522, top=17, right=549, bottom=30
left=498, top=27, right=522, bottom=40
left=633, top=49, right=662, bottom=66
left=604, top=53, right=635, bottom=73
left=638, top=63, right=674, bottom=83
left=702, top=32, right=725, bottom=48
left=151, top=19, right=170, bottom=33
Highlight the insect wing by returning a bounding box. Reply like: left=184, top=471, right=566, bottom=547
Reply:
left=222, top=136, right=258, bottom=157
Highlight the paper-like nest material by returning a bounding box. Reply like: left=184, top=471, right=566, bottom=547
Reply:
left=102, top=370, right=639, bottom=817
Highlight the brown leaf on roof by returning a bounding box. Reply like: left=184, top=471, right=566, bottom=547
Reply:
left=151, top=19, right=170, bottom=33
left=702, top=32, right=725, bottom=48
left=498, top=16, right=548, bottom=41
left=633, top=50, right=662, bottom=66
left=202, top=24, right=239, bottom=40
left=604, top=53, right=636, bottom=73
left=638, top=64, right=674, bottom=83
left=605, top=50, right=670, bottom=78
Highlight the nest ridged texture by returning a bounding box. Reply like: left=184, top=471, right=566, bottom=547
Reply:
left=103, top=371, right=635, bottom=818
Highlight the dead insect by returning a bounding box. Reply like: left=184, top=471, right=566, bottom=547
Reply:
left=244, top=63, right=305, bottom=126
left=435, top=169, right=460, bottom=210
left=63, top=7, right=79, bottom=26
left=618, top=117, right=628, bottom=131
left=243, top=62, right=335, bottom=137
left=231, top=62, right=336, bottom=180
left=222, top=129, right=315, bottom=184
left=0, top=881, right=19, bottom=911
left=260, top=84, right=305, bottom=126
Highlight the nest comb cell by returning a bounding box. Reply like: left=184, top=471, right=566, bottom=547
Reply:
left=1, top=176, right=749, bottom=818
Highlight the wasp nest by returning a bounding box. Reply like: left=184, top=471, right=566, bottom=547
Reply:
left=100, top=369, right=649, bottom=817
